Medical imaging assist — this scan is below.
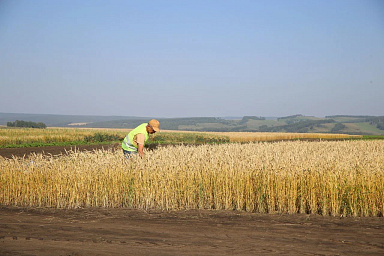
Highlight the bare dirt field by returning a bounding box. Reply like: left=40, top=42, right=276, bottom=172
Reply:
left=1, top=207, right=383, bottom=256
left=1, top=145, right=384, bottom=255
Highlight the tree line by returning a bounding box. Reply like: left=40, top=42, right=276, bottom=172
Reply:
left=7, top=120, right=47, bottom=128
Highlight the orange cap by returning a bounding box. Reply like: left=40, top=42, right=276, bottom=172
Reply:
left=148, top=119, right=160, bottom=132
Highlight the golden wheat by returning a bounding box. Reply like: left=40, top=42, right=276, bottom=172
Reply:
left=1, top=140, right=383, bottom=216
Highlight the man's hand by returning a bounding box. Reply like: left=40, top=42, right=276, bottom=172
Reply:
left=138, top=144, right=144, bottom=158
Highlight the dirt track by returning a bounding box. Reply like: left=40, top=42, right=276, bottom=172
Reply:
left=0, top=143, right=175, bottom=159
left=1, top=207, right=383, bottom=256
left=1, top=145, right=384, bottom=255
left=0, top=144, right=120, bottom=159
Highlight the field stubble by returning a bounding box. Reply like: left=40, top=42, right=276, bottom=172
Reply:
left=1, top=140, right=383, bottom=217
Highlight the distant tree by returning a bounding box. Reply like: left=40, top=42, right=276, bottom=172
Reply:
left=7, top=120, right=47, bottom=128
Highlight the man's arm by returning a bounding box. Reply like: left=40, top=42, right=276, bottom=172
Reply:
left=134, top=133, right=146, bottom=158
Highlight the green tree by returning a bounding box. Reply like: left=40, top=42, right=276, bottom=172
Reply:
left=7, top=120, right=47, bottom=128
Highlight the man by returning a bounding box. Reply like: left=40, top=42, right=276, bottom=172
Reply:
left=122, top=119, right=160, bottom=159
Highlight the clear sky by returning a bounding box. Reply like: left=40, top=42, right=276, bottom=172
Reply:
left=1, top=0, right=383, bottom=118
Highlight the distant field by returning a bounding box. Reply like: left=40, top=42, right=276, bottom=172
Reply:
left=309, top=123, right=335, bottom=133
left=349, top=122, right=384, bottom=135
left=246, top=119, right=286, bottom=129
left=330, top=116, right=366, bottom=123
left=178, top=122, right=228, bottom=130
left=0, top=127, right=363, bottom=148
left=204, top=131, right=361, bottom=142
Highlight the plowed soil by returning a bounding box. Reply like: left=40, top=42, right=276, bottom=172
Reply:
left=1, top=207, right=383, bottom=256
left=1, top=145, right=383, bottom=255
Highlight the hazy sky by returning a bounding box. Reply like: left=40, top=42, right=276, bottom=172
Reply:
left=1, top=0, right=383, bottom=118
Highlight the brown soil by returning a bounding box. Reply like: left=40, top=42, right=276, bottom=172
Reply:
left=0, top=139, right=358, bottom=159
left=0, top=207, right=383, bottom=256
left=1, top=145, right=383, bottom=255
left=0, top=144, right=121, bottom=159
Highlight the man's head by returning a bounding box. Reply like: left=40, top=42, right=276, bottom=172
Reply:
left=147, top=119, right=160, bottom=134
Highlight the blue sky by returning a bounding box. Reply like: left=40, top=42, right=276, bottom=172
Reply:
left=1, top=0, right=383, bottom=118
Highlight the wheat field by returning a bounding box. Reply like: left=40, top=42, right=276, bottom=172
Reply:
left=1, top=140, right=383, bottom=217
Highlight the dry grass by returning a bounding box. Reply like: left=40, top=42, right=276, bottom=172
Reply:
left=1, top=140, right=383, bottom=217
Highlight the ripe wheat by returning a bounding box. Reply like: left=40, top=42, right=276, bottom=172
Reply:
left=1, top=141, right=383, bottom=216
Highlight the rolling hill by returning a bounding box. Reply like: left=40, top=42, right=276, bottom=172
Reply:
left=1, top=113, right=383, bottom=135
